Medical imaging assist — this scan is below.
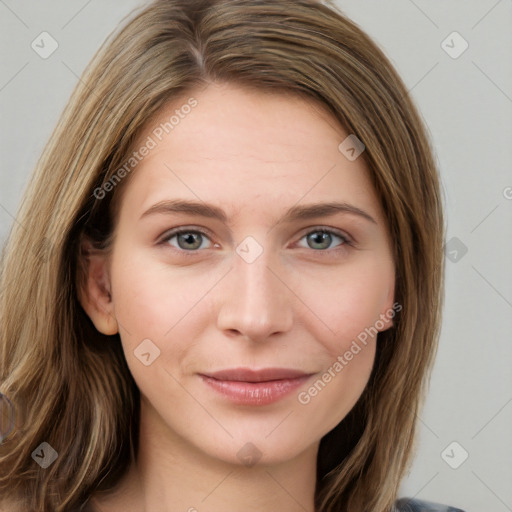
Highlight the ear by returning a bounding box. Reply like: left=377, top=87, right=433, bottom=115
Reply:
left=77, top=237, right=119, bottom=336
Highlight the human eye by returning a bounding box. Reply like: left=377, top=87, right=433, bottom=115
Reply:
left=295, top=227, right=353, bottom=252
left=158, top=227, right=216, bottom=252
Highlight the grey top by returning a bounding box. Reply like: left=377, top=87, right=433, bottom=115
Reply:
left=395, top=498, right=466, bottom=511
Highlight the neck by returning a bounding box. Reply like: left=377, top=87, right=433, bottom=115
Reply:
left=92, top=398, right=318, bottom=512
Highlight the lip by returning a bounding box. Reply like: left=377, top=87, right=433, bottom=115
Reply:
left=199, top=367, right=314, bottom=406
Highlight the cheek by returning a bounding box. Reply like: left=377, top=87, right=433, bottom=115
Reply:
left=107, top=249, right=223, bottom=402
left=293, top=261, right=388, bottom=430
left=108, top=247, right=225, bottom=350
left=294, top=257, right=394, bottom=357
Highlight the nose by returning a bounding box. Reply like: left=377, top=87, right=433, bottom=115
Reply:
left=215, top=248, right=294, bottom=342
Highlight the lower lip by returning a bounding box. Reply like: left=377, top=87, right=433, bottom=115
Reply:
left=200, top=375, right=311, bottom=406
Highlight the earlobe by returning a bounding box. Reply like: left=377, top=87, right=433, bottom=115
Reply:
left=77, top=238, right=119, bottom=336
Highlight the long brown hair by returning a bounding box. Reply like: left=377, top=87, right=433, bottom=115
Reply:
left=0, top=1, right=444, bottom=510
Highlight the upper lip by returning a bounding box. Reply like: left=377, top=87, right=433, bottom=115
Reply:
left=201, top=368, right=312, bottom=382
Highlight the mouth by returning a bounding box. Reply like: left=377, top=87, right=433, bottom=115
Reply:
left=199, top=367, right=314, bottom=406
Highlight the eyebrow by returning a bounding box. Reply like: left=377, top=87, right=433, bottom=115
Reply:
left=140, top=199, right=377, bottom=224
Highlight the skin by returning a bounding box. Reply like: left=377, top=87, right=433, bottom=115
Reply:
left=80, top=82, right=396, bottom=512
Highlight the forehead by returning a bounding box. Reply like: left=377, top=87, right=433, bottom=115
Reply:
left=120, top=83, right=381, bottom=222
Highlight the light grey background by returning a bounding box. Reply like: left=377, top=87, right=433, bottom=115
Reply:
left=1, top=1, right=511, bottom=511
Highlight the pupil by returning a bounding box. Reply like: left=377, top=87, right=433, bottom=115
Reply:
left=309, top=232, right=331, bottom=249
left=179, top=233, right=201, bottom=249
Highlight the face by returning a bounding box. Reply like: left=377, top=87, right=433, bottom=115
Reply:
left=83, top=83, right=395, bottom=467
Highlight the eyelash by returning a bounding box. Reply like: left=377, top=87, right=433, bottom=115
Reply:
left=158, top=226, right=354, bottom=256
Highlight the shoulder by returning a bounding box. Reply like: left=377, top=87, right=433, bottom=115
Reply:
left=395, top=497, right=466, bottom=512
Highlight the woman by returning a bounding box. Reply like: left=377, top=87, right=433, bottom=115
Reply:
left=0, top=0, right=463, bottom=510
